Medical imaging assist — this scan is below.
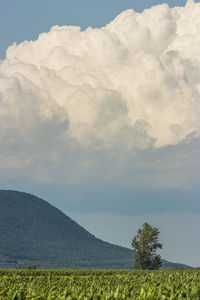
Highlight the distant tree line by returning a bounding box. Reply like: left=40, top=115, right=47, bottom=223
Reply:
left=26, top=265, right=37, bottom=270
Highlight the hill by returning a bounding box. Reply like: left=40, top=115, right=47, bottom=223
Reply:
left=0, top=190, right=133, bottom=269
left=0, top=190, right=193, bottom=269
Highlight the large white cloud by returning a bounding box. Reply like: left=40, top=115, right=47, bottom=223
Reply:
left=0, top=0, right=200, bottom=189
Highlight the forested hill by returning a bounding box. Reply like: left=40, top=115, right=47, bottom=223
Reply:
left=0, top=190, right=133, bottom=269
left=0, top=190, right=193, bottom=269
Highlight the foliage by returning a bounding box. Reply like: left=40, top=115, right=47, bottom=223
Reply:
left=132, top=223, right=162, bottom=270
left=26, top=264, right=37, bottom=270
left=0, top=269, right=199, bottom=299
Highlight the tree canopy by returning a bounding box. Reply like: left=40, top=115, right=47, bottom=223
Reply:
left=132, top=222, right=163, bottom=270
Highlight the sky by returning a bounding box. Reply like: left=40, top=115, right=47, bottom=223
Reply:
left=0, top=0, right=200, bottom=267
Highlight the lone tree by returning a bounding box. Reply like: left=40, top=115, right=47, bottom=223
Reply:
left=131, top=222, right=163, bottom=270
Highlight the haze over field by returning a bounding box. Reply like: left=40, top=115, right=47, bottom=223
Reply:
left=0, top=0, right=199, bottom=266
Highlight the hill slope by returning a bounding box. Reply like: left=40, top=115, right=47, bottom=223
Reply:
left=0, top=190, right=133, bottom=269
left=0, top=190, right=192, bottom=269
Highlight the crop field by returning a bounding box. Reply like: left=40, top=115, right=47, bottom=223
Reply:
left=0, top=269, right=199, bottom=299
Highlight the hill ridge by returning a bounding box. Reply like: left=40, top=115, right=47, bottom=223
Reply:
left=0, top=190, right=193, bottom=269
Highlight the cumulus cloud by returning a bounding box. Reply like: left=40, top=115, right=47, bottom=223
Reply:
left=0, top=0, right=200, bottom=192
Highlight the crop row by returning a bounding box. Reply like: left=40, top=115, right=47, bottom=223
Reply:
left=0, top=269, right=199, bottom=299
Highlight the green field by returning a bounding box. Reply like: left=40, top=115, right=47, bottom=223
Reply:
left=0, top=269, right=199, bottom=299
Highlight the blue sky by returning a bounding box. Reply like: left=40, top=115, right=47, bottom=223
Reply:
left=0, top=0, right=200, bottom=266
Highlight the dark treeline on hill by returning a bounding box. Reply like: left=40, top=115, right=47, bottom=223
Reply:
left=0, top=190, right=193, bottom=269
